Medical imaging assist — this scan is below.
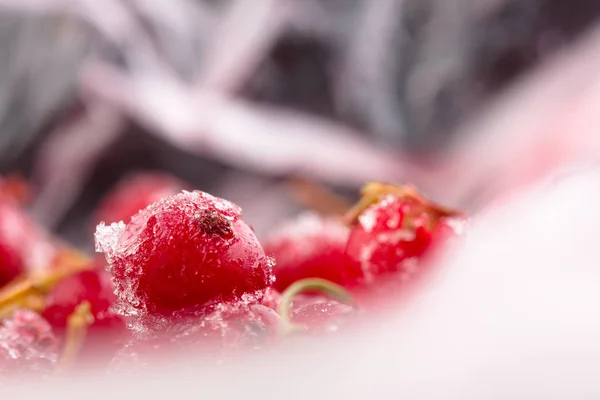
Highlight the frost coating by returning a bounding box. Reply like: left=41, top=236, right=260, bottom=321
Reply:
left=0, top=309, right=59, bottom=376
left=346, top=194, right=437, bottom=283
left=94, top=221, right=126, bottom=254
left=108, top=301, right=282, bottom=372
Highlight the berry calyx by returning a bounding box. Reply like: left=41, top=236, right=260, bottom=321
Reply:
left=344, top=182, right=462, bottom=228
left=277, top=278, right=353, bottom=332
left=97, top=190, right=274, bottom=324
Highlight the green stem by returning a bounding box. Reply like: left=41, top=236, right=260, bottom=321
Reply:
left=278, top=278, right=353, bottom=333
left=56, top=301, right=94, bottom=372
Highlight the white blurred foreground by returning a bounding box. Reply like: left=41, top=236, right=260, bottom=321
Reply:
left=4, top=164, right=600, bottom=398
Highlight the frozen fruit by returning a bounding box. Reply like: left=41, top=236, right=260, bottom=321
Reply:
left=345, top=193, right=434, bottom=282
left=0, top=201, right=58, bottom=288
left=42, top=266, right=123, bottom=330
left=97, top=190, right=274, bottom=324
left=94, top=171, right=187, bottom=226
left=175, top=302, right=282, bottom=352
left=109, top=302, right=282, bottom=372
left=344, top=184, right=462, bottom=285
left=0, top=309, right=59, bottom=376
left=263, top=213, right=361, bottom=291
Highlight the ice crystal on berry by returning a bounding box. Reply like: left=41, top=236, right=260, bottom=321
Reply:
left=0, top=309, right=59, bottom=377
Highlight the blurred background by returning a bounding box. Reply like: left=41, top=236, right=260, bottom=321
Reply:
left=1, top=0, right=600, bottom=251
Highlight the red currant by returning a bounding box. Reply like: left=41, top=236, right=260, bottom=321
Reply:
left=42, top=264, right=128, bottom=369
left=97, top=190, right=274, bottom=325
left=94, top=171, right=187, bottom=226
left=345, top=194, right=435, bottom=283
left=263, top=213, right=361, bottom=291
left=42, top=265, right=122, bottom=330
left=0, top=309, right=59, bottom=376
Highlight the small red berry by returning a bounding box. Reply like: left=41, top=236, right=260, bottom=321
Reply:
left=0, top=309, right=59, bottom=376
left=345, top=194, right=435, bottom=283
left=94, top=171, right=187, bottom=226
left=96, top=190, right=274, bottom=325
left=263, top=213, right=361, bottom=291
left=42, top=266, right=124, bottom=330
left=42, top=265, right=128, bottom=368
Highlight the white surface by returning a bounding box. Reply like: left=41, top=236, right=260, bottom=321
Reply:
left=6, top=166, right=600, bottom=399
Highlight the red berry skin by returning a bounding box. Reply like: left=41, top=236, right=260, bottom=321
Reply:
left=263, top=213, right=362, bottom=292
left=42, top=265, right=129, bottom=369
left=99, top=190, right=274, bottom=323
left=94, top=172, right=187, bottom=226
left=43, top=267, right=124, bottom=330
left=345, top=194, right=436, bottom=284
left=291, top=297, right=355, bottom=333
left=0, top=309, right=59, bottom=377
left=0, top=201, right=57, bottom=287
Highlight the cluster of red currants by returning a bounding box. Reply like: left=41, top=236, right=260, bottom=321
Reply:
left=0, top=172, right=466, bottom=377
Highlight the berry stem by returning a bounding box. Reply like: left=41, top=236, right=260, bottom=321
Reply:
left=277, top=278, right=354, bottom=332
left=57, top=301, right=94, bottom=372
left=343, top=182, right=464, bottom=226
left=0, top=249, right=91, bottom=319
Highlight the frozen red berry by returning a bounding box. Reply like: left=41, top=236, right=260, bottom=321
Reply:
left=345, top=194, right=435, bottom=283
left=94, top=171, right=188, bottom=227
left=42, top=265, right=124, bottom=331
left=0, top=309, right=59, bottom=376
left=175, top=302, right=282, bottom=352
left=109, top=301, right=281, bottom=372
left=96, top=190, right=274, bottom=324
left=263, top=213, right=361, bottom=291
left=42, top=265, right=128, bottom=368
